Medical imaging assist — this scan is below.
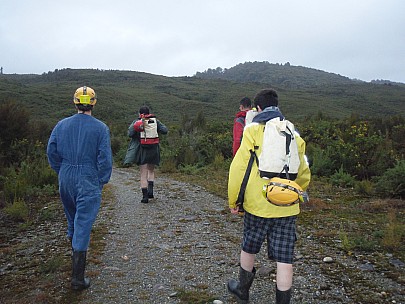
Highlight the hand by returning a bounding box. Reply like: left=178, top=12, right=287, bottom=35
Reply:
left=230, top=207, right=240, bottom=215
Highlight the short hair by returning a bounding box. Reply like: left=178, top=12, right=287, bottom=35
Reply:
left=254, top=89, right=278, bottom=109
left=239, top=97, right=252, bottom=108
left=139, top=106, right=150, bottom=115
left=76, top=104, right=93, bottom=112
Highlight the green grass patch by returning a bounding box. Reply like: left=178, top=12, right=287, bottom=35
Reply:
left=175, top=288, right=217, bottom=303
left=4, top=198, right=29, bottom=222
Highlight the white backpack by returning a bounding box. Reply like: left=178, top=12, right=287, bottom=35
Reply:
left=245, top=109, right=258, bottom=126
left=140, top=117, right=159, bottom=145
left=258, top=117, right=300, bottom=180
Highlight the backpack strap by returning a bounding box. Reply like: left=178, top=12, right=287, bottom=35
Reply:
left=280, top=125, right=294, bottom=179
left=236, top=149, right=258, bottom=212
left=235, top=116, right=246, bottom=126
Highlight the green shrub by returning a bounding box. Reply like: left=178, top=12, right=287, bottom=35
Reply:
left=330, top=166, right=356, bottom=188
left=382, top=210, right=405, bottom=252
left=352, top=235, right=377, bottom=252
left=212, top=154, right=225, bottom=170
left=160, top=155, right=177, bottom=173
left=40, top=256, right=64, bottom=274
left=38, top=206, right=57, bottom=221
left=339, top=231, right=354, bottom=253
left=355, top=180, right=375, bottom=196
left=307, top=145, right=336, bottom=177
left=114, top=144, right=130, bottom=167
left=2, top=157, right=58, bottom=202
left=2, top=167, right=29, bottom=203
left=110, top=135, right=123, bottom=155
left=375, top=160, right=405, bottom=198
left=4, top=199, right=29, bottom=222
left=178, top=164, right=205, bottom=175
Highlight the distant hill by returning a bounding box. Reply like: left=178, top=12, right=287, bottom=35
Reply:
left=1, top=66, right=405, bottom=128
left=195, top=61, right=359, bottom=88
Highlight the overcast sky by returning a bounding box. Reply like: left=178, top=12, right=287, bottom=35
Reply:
left=1, top=0, right=404, bottom=83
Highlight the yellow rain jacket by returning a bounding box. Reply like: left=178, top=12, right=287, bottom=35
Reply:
left=228, top=119, right=311, bottom=218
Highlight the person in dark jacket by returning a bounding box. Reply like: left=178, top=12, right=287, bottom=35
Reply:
left=232, top=97, right=252, bottom=156
left=123, top=106, right=168, bottom=203
left=47, top=86, right=113, bottom=291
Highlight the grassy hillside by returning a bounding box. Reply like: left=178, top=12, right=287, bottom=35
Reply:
left=1, top=67, right=405, bottom=129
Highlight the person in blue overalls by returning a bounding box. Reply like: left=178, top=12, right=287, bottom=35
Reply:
left=47, top=86, right=113, bottom=290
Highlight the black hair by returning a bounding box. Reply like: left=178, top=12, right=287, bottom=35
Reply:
left=139, top=106, right=150, bottom=115
left=76, top=104, right=93, bottom=112
left=253, top=89, right=278, bottom=109
left=239, top=97, right=252, bottom=108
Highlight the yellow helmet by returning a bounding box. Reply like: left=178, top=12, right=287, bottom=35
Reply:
left=262, top=177, right=304, bottom=206
left=73, top=86, right=97, bottom=106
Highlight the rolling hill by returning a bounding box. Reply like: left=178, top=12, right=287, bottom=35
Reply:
left=1, top=63, right=404, bottom=128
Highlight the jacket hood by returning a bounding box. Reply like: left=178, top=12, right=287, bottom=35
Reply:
left=252, top=106, right=284, bottom=123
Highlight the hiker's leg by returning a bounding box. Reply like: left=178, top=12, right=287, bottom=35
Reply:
left=276, top=262, right=293, bottom=291
left=239, top=211, right=261, bottom=272
left=240, top=250, right=255, bottom=272
left=270, top=216, right=296, bottom=304
left=268, top=216, right=296, bottom=291
left=140, top=164, right=148, bottom=188
left=275, top=262, right=293, bottom=304
left=146, top=164, right=155, bottom=182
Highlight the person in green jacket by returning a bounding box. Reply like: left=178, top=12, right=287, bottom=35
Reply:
left=227, top=89, right=311, bottom=304
left=123, top=106, right=168, bottom=203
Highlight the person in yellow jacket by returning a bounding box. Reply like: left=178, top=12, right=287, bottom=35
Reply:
left=227, top=88, right=311, bottom=304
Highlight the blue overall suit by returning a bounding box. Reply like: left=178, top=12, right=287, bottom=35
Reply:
left=47, top=113, right=113, bottom=251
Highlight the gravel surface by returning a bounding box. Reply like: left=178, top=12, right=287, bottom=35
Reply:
left=77, top=167, right=404, bottom=304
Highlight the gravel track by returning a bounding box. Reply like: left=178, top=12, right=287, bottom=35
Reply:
left=75, top=167, right=404, bottom=303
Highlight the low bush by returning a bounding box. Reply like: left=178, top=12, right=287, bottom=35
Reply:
left=355, top=180, right=375, bottom=196
left=375, top=160, right=405, bottom=198
left=330, top=166, right=356, bottom=188
left=4, top=199, right=29, bottom=222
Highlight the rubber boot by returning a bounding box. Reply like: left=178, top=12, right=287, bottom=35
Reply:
left=276, top=287, right=292, bottom=304
left=71, top=251, right=91, bottom=291
left=141, top=188, right=149, bottom=203
left=227, top=267, right=256, bottom=303
left=147, top=181, right=154, bottom=198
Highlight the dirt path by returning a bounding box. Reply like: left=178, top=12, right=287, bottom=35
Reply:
left=80, top=167, right=235, bottom=304
left=76, top=167, right=404, bottom=303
